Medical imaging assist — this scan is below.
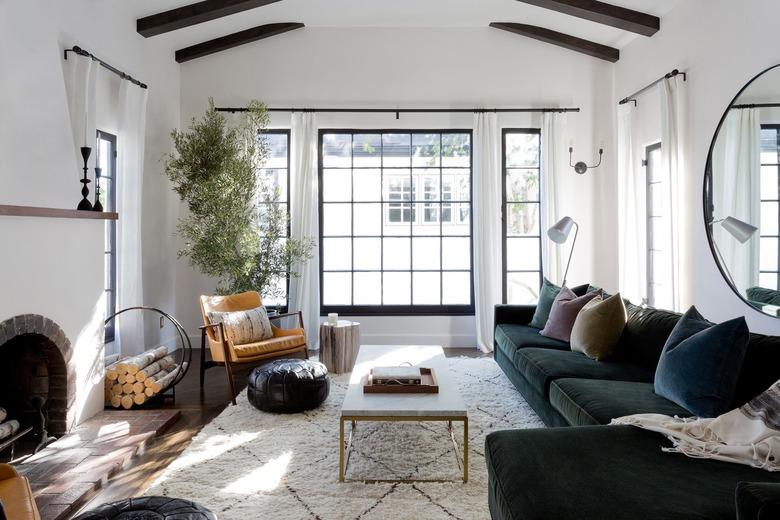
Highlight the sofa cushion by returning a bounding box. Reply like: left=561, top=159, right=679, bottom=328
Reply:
left=485, top=425, right=780, bottom=520
left=570, top=293, right=627, bottom=360
left=494, top=324, right=570, bottom=361
left=614, top=304, right=682, bottom=370
left=514, top=347, right=654, bottom=398
left=550, top=378, right=691, bottom=426
left=654, top=306, right=749, bottom=418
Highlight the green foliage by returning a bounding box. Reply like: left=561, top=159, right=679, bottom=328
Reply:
left=165, top=99, right=313, bottom=298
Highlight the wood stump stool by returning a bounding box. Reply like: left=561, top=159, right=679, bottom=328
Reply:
left=319, top=320, right=360, bottom=374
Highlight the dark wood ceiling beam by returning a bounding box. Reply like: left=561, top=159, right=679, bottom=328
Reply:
left=490, top=22, right=619, bottom=62
left=138, top=0, right=284, bottom=38
left=515, top=0, right=659, bottom=36
left=175, top=22, right=304, bottom=63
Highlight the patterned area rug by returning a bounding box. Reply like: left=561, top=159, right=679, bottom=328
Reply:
left=146, top=356, right=544, bottom=519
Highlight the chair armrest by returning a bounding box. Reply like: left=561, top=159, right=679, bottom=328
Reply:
left=272, top=326, right=306, bottom=338
left=736, top=481, right=780, bottom=520
left=0, top=464, right=18, bottom=481
left=494, top=304, right=536, bottom=327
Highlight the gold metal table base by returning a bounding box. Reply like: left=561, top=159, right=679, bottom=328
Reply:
left=338, top=415, right=469, bottom=483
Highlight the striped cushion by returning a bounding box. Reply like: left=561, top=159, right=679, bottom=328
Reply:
left=208, top=306, right=274, bottom=345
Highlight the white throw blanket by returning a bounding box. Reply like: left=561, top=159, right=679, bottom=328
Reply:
left=611, top=380, right=780, bottom=472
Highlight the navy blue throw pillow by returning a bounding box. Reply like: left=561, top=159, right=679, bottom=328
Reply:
left=654, top=306, right=749, bottom=418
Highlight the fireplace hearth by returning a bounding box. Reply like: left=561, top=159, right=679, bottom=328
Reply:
left=0, top=314, right=75, bottom=457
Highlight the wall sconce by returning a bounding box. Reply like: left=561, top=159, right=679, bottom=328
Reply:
left=569, top=143, right=604, bottom=175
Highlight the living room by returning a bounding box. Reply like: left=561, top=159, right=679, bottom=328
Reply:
left=1, top=0, right=779, bottom=519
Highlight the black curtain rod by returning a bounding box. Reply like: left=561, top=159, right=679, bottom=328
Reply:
left=731, top=103, right=780, bottom=109
left=618, top=69, right=686, bottom=106
left=63, top=46, right=148, bottom=89
left=216, top=106, right=580, bottom=115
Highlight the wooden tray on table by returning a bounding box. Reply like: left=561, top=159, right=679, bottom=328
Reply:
left=363, top=367, right=439, bottom=394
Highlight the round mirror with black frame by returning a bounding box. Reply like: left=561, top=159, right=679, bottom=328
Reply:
left=705, top=64, right=780, bottom=318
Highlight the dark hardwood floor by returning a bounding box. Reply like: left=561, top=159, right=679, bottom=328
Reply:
left=75, top=346, right=486, bottom=516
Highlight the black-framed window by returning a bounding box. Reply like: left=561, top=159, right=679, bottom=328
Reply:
left=97, top=130, right=117, bottom=343
left=257, top=129, right=291, bottom=311
left=319, top=130, right=474, bottom=315
left=760, top=125, right=780, bottom=290
left=645, top=141, right=672, bottom=308
left=502, top=129, right=543, bottom=304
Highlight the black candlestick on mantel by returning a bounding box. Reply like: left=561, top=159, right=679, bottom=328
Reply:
left=77, top=146, right=93, bottom=211
left=93, top=166, right=103, bottom=212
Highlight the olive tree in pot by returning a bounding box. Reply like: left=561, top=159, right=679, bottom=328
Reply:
left=165, top=99, right=313, bottom=304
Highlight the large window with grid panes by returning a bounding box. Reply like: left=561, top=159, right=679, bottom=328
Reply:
left=257, top=130, right=291, bottom=311
left=319, top=130, right=474, bottom=315
left=502, top=129, right=543, bottom=304
left=760, top=125, right=780, bottom=290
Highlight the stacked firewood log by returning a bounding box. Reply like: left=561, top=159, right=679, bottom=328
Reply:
left=104, top=347, right=187, bottom=409
left=0, top=407, right=20, bottom=443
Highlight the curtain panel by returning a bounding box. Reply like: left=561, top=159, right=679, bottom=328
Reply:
left=541, top=112, right=567, bottom=285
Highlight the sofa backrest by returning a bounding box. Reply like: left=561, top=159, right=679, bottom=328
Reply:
left=734, top=332, right=780, bottom=406
left=615, top=304, right=682, bottom=369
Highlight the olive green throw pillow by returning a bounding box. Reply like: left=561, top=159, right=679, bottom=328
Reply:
left=570, top=293, right=627, bottom=360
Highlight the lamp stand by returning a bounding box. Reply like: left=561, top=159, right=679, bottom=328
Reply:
left=561, top=222, right=579, bottom=287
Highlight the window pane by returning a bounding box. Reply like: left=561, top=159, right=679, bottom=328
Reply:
left=761, top=166, right=778, bottom=200
left=441, top=133, right=470, bottom=168
left=505, top=133, right=540, bottom=168
left=412, top=237, right=440, bottom=269
left=323, top=272, right=352, bottom=305
left=353, top=203, right=381, bottom=236
left=323, top=169, right=351, bottom=202
left=322, top=204, right=351, bottom=236
left=323, top=134, right=351, bottom=167
left=413, top=272, right=441, bottom=305
left=444, top=204, right=470, bottom=236
left=383, top=272, right=411, bottom=304
left=383, top=237, right=410, bottom=270
left=761, top=128, right=778, bottom=164
left=383, top=203, right=413, bottom=235
left=382, top=134, right=411, bottom=167
left=412, top=133, right=440, bottom=167
left=761, top=201, right=779, bottom=236
left=353, top=134, right=381, bottom=167
left=442, top=237, right=470, bottom=270
left=759, top=272, right=778, bottom=290
left=263, top=277, right=287, bottom=307
left=259, top=169, right=288, bottom=201
left=353, top=169, right=381, bottom=201
left=262, top=133, right=289, bottom=169
left=506, top=272, right=541, bottom=305
left=442, top=272, right=471, bottom=304
left=506, top=169, right=539, bottom=202
left=506, top=203, right=540, bottom=236
left=506, top=237, right=541, bottom=271
left=353, top=238, right=381, bottom=270
left=354, top=272, right=382, bottom=304
left=323, top=238, right=351, bottom=270
left=761, top=238, right=778, bottom=271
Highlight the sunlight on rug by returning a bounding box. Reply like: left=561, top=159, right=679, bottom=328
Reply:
left=146, top=356, right=544, bottom=520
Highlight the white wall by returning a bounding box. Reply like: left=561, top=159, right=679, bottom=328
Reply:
left=614, top=0, right=780, bottom=335
left=178, top=26, right=616, bottom=347
left=0, top=0, right=180, bottom=426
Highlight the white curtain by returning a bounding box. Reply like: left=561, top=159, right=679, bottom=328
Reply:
left=617, top=103, right=647, bottom=304
left=63, top=52, right=98, bottom=176
left=541, top=112, right=567, bottom=284
left=289, top=112, right=320, bottom=349
left=711, top=108, right=761, bottom=293
left=473, top=112, right=502, bottom=353
left=660, top=76, right=689, bottom=311
left=116, top=80, right=148, bottom=355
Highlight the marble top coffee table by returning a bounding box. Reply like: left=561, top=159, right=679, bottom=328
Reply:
left=338, top=345, right=468, bottom=483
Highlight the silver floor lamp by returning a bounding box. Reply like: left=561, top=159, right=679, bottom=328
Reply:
left=547, top=216, right=578, bottom=287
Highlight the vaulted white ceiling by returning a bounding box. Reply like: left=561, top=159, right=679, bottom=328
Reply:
left=123, top=0, right=681, bottom=57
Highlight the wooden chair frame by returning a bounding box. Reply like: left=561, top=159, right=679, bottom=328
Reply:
left=199, top=311, right=308, bottom=405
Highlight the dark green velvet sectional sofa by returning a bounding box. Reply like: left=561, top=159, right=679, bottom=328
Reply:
left=486, top=299, right=780, bottom=520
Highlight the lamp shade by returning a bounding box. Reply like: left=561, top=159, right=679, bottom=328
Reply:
left=548, top=216, right=575, bottom=244
left=720, top=216, right=758, bottom=244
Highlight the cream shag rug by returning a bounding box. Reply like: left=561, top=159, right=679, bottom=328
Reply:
left=146, top=356, right=543, bottom=519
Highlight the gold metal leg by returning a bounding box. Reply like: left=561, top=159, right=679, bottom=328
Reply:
left=463, top=417, right=469, bottom=483
left=339, top=417, right=345, bottom=482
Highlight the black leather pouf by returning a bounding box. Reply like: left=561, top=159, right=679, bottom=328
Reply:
left=248, top=359, right=330, bottom=413
left=72, top=496, right=215, bottom=520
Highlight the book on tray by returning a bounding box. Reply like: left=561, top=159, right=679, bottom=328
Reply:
left=370, top=366, right=422, bottom=385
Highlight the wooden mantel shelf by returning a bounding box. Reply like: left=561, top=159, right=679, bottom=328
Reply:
left=0, top=204, right=118, bottom=220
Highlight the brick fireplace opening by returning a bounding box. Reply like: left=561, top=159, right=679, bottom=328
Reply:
left=0, top=315, right=75, bottom=446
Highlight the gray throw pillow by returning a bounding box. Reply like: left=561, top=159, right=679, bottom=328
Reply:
left=207, top=306, right=274, bottom=345
left=540, top=287, right=601, bottom=342
left=570, top=293, right=627, bottom=360
left=529, top=278, right=561, bottom=328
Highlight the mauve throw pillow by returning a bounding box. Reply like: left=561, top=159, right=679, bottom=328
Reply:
left=654, top=306, right=750, bottom=418
left=540, top=287, right=601, bottom=342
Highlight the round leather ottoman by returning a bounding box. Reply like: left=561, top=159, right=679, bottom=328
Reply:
left=72, top=497, right=215, bottom=520
left=248, top=359, right=330, bottom=413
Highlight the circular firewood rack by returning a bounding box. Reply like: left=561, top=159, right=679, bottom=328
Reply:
left=105, top=306, right=193, bottom=406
